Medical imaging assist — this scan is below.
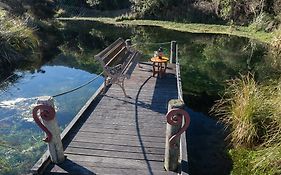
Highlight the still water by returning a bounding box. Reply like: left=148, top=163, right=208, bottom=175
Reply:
left=0, top=21, right=277, bottom=174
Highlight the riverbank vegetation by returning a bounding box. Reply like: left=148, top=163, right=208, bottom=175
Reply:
left=55, top=0, right=281, bottom=47
left=0, top=9, right=38, bottom=79
left=212, top=74, right=281, bottom=174
left=0, top=0, right=58, bottom=80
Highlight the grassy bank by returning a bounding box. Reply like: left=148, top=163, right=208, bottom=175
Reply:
left=57, top=17, right=274, bottom=44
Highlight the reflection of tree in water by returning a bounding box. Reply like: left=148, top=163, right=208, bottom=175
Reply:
left=179, top=36, right=270, bottom=113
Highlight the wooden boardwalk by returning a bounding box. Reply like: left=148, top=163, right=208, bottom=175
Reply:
left=33, top=62, right=182, bottom=174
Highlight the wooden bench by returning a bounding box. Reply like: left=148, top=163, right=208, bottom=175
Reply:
left=95, top=38, right=141, bottom=97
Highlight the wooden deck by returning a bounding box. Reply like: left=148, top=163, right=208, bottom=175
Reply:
left=32, top=62, right=185, bottom=174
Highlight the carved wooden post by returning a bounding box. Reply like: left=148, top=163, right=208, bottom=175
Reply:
left=164, top=99, right=185, bottom=172
left=33, top=96, right=65, bottom=164
left=170, top=41, right=177, bottom=64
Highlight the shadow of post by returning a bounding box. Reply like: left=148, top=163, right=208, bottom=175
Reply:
left=46, top=158, right=96, bottom=175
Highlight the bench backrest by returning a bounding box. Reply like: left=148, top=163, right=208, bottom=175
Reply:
left=95, top=38, right=130, bottom=67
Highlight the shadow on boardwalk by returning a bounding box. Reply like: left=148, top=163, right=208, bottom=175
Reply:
left=46, top=158, right=96, bottom=174
left=186, top=108, right=233, bottom=175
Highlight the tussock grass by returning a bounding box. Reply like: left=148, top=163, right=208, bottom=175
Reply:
left=0, top=9, right=38, bottom=74
left=212, top=74, right=281, bottom=174
left=0, top=10, right=38, bottom=50
left=212, top=74, right=268, bottom=147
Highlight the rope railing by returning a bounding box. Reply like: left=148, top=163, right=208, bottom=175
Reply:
left=0, top=71, right=104, bottom=99
left=52, top=71, right=104, bottom=98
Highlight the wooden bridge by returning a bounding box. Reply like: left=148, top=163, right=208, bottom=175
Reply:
left=31, top=42, right=189, bottom=175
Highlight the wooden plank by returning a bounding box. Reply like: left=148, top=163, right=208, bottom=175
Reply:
left=31, top=84, right=105, bottom=174
left=46, top=154, right=178, bottom=174
left=65, top=147, right=164, bottom=161
left=68, top=141, right=165, bottom=154
left=82, top=122, right=166, bottom=130
left=72, top=135, right=165, bottom=148
left=50, top=155, right=167, bottom=171
left=95, top=38, right=124, bottom=61
left=39, top=61, right=181, bottom=174
left=71, top=132, right=165, bottom=143
left=77, top=127, right=165, bottom=137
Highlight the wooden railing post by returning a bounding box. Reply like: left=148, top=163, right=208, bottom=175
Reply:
left=170, top=41, right=177, bottom=64
left=164, top=99, right=185, bottom=171
left=34, top=96, right=65, bottom=164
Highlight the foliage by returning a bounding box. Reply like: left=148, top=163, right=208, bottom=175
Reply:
left=212, top=71, right=281, bottom=174
left=0, top=0, right=55, bottom=19
left=0, top=10, right=38, bottom=50
left=268, top=30, right=281, bottom=67
left=212, top=74, right=268, bottom=147
left=252, top=144, right=281, bottom=174
left=250, top=12, right=276, bottom=32
left=230, top=145, right=281, bottom=175
left=127, top=0, right=281, bottom=28
left=0, top=9, right=39, bottom=79
left=86, top=0, right=130, bottom=10
left=129, top=0, right=190, bottom=20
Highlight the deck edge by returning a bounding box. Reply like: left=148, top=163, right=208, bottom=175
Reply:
left=30, top=83, right=105, bottom=175
left=175, top=43, right=189, bottom=175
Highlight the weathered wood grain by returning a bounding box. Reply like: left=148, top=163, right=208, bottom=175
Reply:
left=42, top=62, right=179, bottom=174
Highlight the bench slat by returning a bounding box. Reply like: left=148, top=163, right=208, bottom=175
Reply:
left=95, top=38, right=141, bottom=97
left=95, top=38, right=124, bottom=61
left=102, top=42, right=126, bottom=64
left=105, top=46, right=127, bottom=67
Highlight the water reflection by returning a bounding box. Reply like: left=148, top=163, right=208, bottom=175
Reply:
left=0, top=21, right=277, bottom=174
left=0, top=64, right=104, bottom=173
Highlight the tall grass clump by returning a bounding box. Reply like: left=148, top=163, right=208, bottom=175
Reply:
left=0, top=9, right=38, bottom=50
left=212, top=74, right=268, bottom=148
left=0, top=9, right=38, bottom=76
left=212, top=73, right=281, bottom=174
